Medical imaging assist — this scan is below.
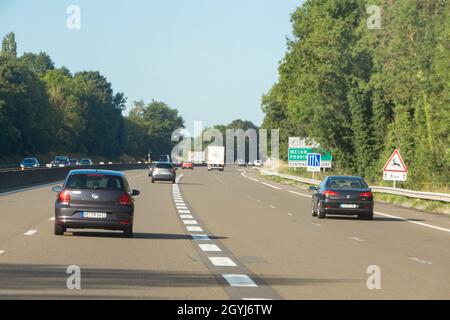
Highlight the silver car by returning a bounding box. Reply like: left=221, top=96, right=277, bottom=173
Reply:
left=151, top=162, right=176, bottom=184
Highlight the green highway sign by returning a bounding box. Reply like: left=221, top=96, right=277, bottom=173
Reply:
left=288, top=147, right=332, bottom=168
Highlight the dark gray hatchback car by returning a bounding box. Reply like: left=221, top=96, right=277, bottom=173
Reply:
left=52, top=169, right=140, bottom=237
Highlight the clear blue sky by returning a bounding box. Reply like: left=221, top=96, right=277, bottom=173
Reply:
left=0, top=0, right=302, bottom=130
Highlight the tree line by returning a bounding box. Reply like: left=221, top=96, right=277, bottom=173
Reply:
left=261, top=0, right=449, bottom=190
left=0, top=32, right=184, bottom=162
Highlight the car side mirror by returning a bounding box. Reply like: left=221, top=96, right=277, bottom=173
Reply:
left=52, top=186, right=62, bottom=192
left=308, top=186, right=317, bottom=191
left=131, top=189, right=140, bottom=196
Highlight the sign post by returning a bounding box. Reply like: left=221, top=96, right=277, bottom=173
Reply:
left=382, top=149, right=408, bottom=187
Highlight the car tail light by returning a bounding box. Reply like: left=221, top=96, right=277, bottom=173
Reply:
left=59, top=190, right=71, bottom=204
left=119, top=193, right=132, bottom=206
left=323, top=190, right=338, bottom=197
left=359, top=192, right=373, bottom=198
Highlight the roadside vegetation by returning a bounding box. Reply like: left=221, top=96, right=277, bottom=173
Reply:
left=261, top=0, right=449, bottom=191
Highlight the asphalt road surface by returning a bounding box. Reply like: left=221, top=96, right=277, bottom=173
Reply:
left=0, top=167, right=449, bottom=299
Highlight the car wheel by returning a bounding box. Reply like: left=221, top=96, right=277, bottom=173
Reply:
left=360, top=212, right=374, bottom=220
left=317, top=202, right=326, bottom=219
left=172, top=179, right=176, bottom=184
left=312, top=202, right=317, bottom=217
left=54, top=223, right=65, bottom=236
left=151, top=178, right=155, bottom=183
left=123, top=225, right=133, bottom=238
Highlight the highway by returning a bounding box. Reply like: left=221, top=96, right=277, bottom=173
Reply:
left=0, top=167, right=449, bottom=299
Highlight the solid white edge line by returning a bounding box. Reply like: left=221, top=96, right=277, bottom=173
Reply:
left=260, top=182, right=281, bottom=190
left=374, top=211, right=450, bottom=233
left=288, top=190, right=312, bottom=198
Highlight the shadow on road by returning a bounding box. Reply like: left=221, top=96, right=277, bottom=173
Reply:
left=0, top=263, right=358, bottom=298
left=69, top=231, right=227, bottom=240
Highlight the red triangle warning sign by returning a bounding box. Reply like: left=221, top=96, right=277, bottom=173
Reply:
left=383, top=149, right=408, bottom=173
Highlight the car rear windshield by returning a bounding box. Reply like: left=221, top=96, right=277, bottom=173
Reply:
left=326, top=178, right=368, bottom=189
left=155, top=163, right=173, bottom=169
left=55, top=157, right=68, bottom=161
left=23, top=159, right=36, bottom=163
left=65, top=174, right=125, bottom=191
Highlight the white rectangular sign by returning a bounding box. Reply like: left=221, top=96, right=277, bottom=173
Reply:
left=383, top=172, right=407, bottom=181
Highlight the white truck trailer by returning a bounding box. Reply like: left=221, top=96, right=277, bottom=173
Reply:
left=206, top=146, right=225, bottom=171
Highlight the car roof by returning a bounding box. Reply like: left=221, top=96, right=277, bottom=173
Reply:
left=327, top=175, right=364, bottom=179
left=68, top=169, right=125, bottom=177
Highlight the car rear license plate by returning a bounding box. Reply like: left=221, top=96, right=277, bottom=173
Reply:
left=82, top=212, right=107, bottom=218
left=340, top=204, right=357, bottom=209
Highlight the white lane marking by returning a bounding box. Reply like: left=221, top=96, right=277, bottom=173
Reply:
left=24, top=229, right=37, bottom=236
left=242, top=298, right=272, bottom=300
left=374, top=211, right=450, bottom=234
left=209, top=257, right=237, bottom=267
left=0, top=180, right=65, bottom=197
left=350, top=236, right=364, bottom=242
left=176, top=206, right=188, bottom=210
left=174, top=200, right=184, bottom=203
left=175, top=174, right=184, bottom=184
left=288, top=190, right=312, bottom=198
left=287, top=212, right=294, bottom=216
left=312, top=222, right=321, bottom=227
left=0, top=250, right=5, bottom=255
left=256, top=200, right=261, bottom=203
left=183, top=220, right=197, bottom=225
left=199, top=244, right=221, bottom=252
left=178, top=210, right=191, bottom=214
left=269, top=205, right=276, bottom=209
left=191, top=234, right=210, bottom=240
left=180, top=214, right=193, bottom=219
left=186, top=226, right=203, bottom=232
left=260, top=182, right=281, bottom=190
left=49, top=217, right=55, bottom=221
left=222, top=274, right=257, bottom=287
left=408, top=257, right=432, bottom=265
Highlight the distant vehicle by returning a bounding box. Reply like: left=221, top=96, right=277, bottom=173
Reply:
left=253, top=160, right=262, bottom=167
left=20, top=158, right=40, bottom=169
left=181, top=161, right=194, bottom=170
left=52, top=169, right=140, bottom=237
left=152, top=162, right=176, bottom=184
left=159, top=154, right=171, bottom=163
left=309, top=176, right=374, bottom=220
left=52, top=156, right=69, bottom=168
left=206, top=146, right=225, bottom=171
left=68, top=159, right=79, bottom=166
left=148, top=162, right=157, bottom=176
left=188, top=151, right=205, bottom=165
left=237, top=159, right=246, bottom=167
left=80, top=159, right=93, bottom=166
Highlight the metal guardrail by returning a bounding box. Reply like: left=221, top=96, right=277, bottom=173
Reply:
left=260, top=170, right=450, bottom=203
left=0, top=163, right=148, bottom=193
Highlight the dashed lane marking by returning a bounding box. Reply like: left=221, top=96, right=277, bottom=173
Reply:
left=49, top=217, right=55, bottom=221
left=24, top=230, right=37, bottom=236
left=191, top=234, right=210, bottom=241
left=408, top=256, right=432, bottom=265
left=350, top=236, right=364, bottom=242
left=223, top=274, right=257, bottom=287
left=178, top=210, right=191, bottom=214
left=199, top=244, right=221, bottom=252
left=0, top=250, right=5, bottom=255
left=209, top=257, right=237, bottom=267
left=183, top=220, right=197, bottom=225
left=180, top=214, right=193, bottom=219
left=186, top=226, right=203, bottom=232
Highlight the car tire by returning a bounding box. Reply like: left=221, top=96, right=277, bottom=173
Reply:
left=54, top=223, right=65, bottom=236
left=151, top=178, right=155, bottom=183
left=172, top=179, right=176, bottom=184
left=360, top=212, right=374, bottom=220
left=317, top=202, right=326, bottom=219
left=123, top=225, right=133, bottom=238
left=312, top=203, right=317, bottom=217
